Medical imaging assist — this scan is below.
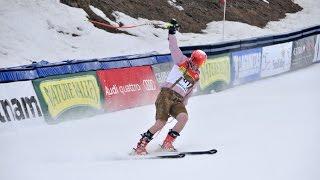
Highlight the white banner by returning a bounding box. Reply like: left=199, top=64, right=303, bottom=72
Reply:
left=0, top=81, right=45, bottom=133
left=314, top=34, right=320, bottom=62
left=261, top=42, right=293, bottom=77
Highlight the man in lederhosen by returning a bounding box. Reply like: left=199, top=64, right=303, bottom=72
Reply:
left=133, top=19, right=208, bottom=155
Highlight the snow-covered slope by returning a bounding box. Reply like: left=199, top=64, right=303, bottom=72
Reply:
left=0, top=0, right=319, bottom=68
left=1, top=63, right=319, bottom=180
left=0, top=0, right=167, bottom=68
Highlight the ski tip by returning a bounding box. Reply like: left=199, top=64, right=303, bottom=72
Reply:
left=209, top=149, right=218, bottom=154
left=178, top=153, right=185, bottom=158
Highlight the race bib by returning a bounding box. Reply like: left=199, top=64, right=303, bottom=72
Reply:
left=177, top=77, right=193, bottom=93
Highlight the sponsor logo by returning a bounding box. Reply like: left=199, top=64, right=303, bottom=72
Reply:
left=39, top=75, right=101, bottom=118
left=155, top=71, right=170, bottom=83
left=272, top=58, right=285, bottom=69
left=262, top=43, right=292, bottom=70
left=98, top=66, right=159, bottom=112
left=152, top=62, right=173, bottom=84
left=200, top=55, right=230, bottom=89
left=293, top=39, right=315, bottom=56
left=105, top=85, right=119, bottom=96
left=105, top=83, right=142, bottom=96
left=293, top=45, right=306, bottom=56
left=143, top=79, right=157, bottom=91
left=0, top=96, right=42, bottom=123
left=105, top=79, right=156, bottom=96
left=234, top=54, right=261, bottom=72
left=118, top=83, right=141, bottom=95
left=261, top=42, right=292, bottom=77
left=232, top=48, right=262, bottom=85
left=291, top=36, right=316, bottom=70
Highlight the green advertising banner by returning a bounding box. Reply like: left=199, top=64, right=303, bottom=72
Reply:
left=199, top=54, right=231, bottom=93
left=33, top=71, right=104, bottom=123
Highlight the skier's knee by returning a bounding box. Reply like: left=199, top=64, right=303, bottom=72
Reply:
left=176, top=113, right=188, bottom=122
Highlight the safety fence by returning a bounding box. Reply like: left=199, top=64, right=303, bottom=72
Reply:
left=0, top=25, right=319, bottom=130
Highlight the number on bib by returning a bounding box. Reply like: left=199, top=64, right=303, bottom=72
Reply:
left=177, top=78, right=193, bottom=93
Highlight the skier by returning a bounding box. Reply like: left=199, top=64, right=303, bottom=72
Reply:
left=133, top=19, right=208, bottom=155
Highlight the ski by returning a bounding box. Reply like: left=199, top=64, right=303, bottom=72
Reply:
left=127, top=150, right=185, bottom=160
left=125, top=153, right=185, bottom=160
left=179, top=149, right=217, bottom=156
left=150, top=149, right=217, bottom=159
left=126, top=148, right=217, bottom=160
left=148, top=153, right=185, bottom=159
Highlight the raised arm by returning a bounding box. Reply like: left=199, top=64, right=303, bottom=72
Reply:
left=167, top=19, right=187, bottom=65
left=168, top=34, right=187, bottom=64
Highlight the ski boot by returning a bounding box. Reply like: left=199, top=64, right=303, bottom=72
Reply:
left=133, top=130, right=153, bottom=155
left=161, top=129, right=180, bottom=152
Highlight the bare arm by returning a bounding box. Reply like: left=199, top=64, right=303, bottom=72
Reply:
left=169, top=34, right=187, bottom=64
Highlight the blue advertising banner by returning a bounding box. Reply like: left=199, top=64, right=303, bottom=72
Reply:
left=231, top=48, right=262, bottom=85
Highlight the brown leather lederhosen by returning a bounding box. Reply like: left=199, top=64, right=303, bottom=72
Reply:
left=155, top=69, right=197, bottom=121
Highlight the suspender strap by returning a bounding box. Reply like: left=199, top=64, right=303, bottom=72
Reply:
left=169, top=65, right=198, bottom=99
left=184, top=83, right=195, bottom=98
left=169, top=74, right=196, bottom=100
left=170, top=77, right=183, bottom=89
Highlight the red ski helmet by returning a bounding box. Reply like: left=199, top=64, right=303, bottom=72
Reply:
left=190, top=50, right=207, bottom=67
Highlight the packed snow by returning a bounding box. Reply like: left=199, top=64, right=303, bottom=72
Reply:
left=0, top=0, right=320, bottom=180
left=1, top=63, right=319, bottom=180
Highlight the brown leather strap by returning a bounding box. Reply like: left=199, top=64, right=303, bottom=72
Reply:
left=170, top=77, right=183, bottom=89
left=169, top=64, right=197, bottom=100
left=184, top=84, right=195, bottom=98
left=170, top=67, right=188, bottom=89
